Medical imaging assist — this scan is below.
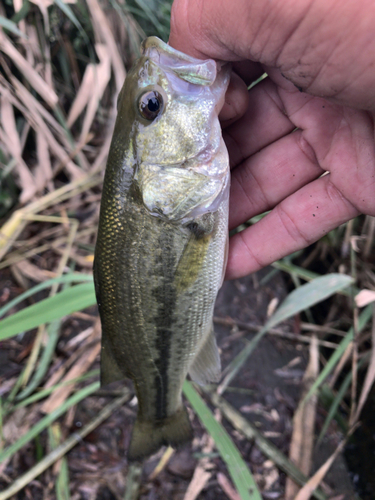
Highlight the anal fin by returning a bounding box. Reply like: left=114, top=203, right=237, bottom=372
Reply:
left=100, top=339, right=125, bottom=386
left=188, top=325, right=221, bottom=385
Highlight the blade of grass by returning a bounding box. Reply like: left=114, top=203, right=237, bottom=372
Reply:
left=0, top=31, right=58, bottom=107
left=0, top=172, right=101, bottom=261
left=318, top=380, right=351, bottom=445
left=0, top=381, right=99, bottom=464
left=247, top=73, right=268, bottom=91
left=272, top=260, right=320, bottom=281
left=0, top=17, right=26, bottom=38
left=41, top=323, right=100, bottom=413
left=0, top=389, right=130, bottom=500
left=272, top=261, right=358, bottom=296
left=108, top=0, right=143, bottom=56
left=183, top=381, right=262, bottom=500
left=9, top=370, right=99, bottom=413
left=1, top=95, right=37, bottom=203
left=219, top=274, right=354, bottom=394
left=304, top=304, right=373, bottom=402
left=0, top=273, right=92, bottom=319
left=285, top=336, right=319, bottom=499
left=0, top=282, right=96, bottom=340
left=6, top=75, right=85, bottom=176
left=317, top=306, right=372, bottom=443
left=352, top=304, right=375, bottom=423
left=318, top=385, right=348, bottom=433
left=131, top=0, right=168, bottom=38
left=123, top=463, right=143, bottom=500
left=85, top=0, right=126, bottom=91
left=10, top=1, right=31, bottom=24
left=78, top=44, right=111, bottom=144
left=53, top=0, right=97, bottom=75
left=149, top=446, right=174, bottom=481
left=16, top=319, right=61, bottom=400
left=0, top=397, right=3, bottom=451
left=267, top=274, right=353, bottom=329
left=49, top=424, right=70, bottom=500
left=206, top=389, right=327, bottom=500
left=16, top=224, right=78, bottom=399
left=53, top=0, right=84, bottom=33
left=294, top=439, right=348, bottom=500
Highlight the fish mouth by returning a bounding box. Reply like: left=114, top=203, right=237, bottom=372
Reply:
left=146, top=147, right=216, bottom=171
left=146, top=139, right=228, bottom=181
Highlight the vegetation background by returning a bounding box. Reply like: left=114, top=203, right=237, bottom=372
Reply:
left=0, top=1, right=375, bottom=499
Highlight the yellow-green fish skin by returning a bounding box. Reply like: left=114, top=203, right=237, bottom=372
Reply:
left=94, top=37, right=230, bottom=461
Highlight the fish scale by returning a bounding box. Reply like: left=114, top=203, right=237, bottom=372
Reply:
left=94, top=36, right=230, bottom=461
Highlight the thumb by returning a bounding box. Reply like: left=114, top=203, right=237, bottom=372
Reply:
left=169, top=0, right=375, bottom=110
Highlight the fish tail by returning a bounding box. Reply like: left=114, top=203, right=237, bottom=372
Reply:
left=127, top=406, right=193, bottom=462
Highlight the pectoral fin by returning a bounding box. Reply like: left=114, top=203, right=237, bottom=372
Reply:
left=175, top=215, right=215, bottom=292
left=188, top=325, right=221, bottom=385
left=220, top=233, right=229, bottom=287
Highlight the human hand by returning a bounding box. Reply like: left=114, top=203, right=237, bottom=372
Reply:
left=169, top=0, right=375, bottom=279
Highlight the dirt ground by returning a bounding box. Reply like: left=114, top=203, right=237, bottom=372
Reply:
left=0, top=265, right=360, bottom=500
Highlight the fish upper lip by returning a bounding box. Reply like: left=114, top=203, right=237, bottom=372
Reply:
left=146, top=161, right=185, bottom=168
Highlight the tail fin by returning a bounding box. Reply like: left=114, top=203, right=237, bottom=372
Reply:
left=127, top=406, right=193, bottom=462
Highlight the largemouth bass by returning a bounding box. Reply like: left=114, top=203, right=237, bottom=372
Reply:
left=94, top=37, right=230, bottom=461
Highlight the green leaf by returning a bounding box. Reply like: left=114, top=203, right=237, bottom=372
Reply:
left=49, top=424, right=70, bottom=500
left=16, top=319, right=61, bottom=401
left=53, top=0, right=83, bottom=32
left=11, top=1, right=30, bottom=24
left=207, top=389, right=327, bottom=500
left=304, top=304, right=373, bottom=402
left=0, top=382, right=99, bottom=463
left=272, top=261, right=359, bottom=296
left=183, top=381, right=262, bottom=500
left=0, top=273, right=93, bottom=319
left=0, top=282, right=96, bottom=340
left=272, top=260, right=320, bottom=282
left=10, top=370, right=99, bottom=412
left=220, top=273, right=354, bottom=393
left=267, top=273, right=354, bottom=330
left=0, top=16, right=26, bottom=38
left=318, top=380, right=351, bottom=444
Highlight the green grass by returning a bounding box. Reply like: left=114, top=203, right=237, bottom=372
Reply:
left=0, top=267, right=361, bottom=498
left=0, top=0, right=374, bottom=497
left=184, top=381, right=262, bottom=500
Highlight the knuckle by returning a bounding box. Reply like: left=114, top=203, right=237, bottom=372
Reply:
left=238, top=230, right=265, bottom=270
left=276, top=204, right=311, bottom=247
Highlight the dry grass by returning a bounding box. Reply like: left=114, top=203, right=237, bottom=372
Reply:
left=0, top=0, right=143, bottom=269
left=1, top=1, right=375, bottom=499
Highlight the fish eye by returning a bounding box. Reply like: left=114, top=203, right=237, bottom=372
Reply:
left=138, top=90, right=164, bottom=121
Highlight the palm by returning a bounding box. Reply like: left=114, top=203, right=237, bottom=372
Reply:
left=223, top=66, right=375, bottom=278
left=169, top=0, right=375, bottom=279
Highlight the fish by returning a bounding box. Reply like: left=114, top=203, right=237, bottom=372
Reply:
left=93, top=36, right=230, bottom=462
